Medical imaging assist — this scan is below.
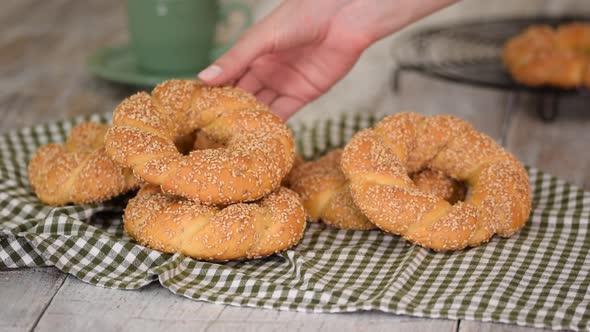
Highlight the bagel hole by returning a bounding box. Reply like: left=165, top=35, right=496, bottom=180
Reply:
left=409, top=168, right=468, bottom=205
left=174, top=130, right=198, bottom=155
left=173, top=130, right=227, bottom=155
left=192, top=130, right=226, bottom=151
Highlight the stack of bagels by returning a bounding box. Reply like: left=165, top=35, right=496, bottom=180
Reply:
left=29, top=80, right=305, bottom=261
left=28, top=79, right=531, bottom=259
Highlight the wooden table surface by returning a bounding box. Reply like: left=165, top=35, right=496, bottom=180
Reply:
left=1, top=1, right=588, bottom=331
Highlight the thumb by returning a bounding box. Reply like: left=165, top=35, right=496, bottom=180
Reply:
left=198, top=25, right=272, bottom=85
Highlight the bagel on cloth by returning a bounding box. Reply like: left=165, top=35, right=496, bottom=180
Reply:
left=341, top=112, right=531, bottom=251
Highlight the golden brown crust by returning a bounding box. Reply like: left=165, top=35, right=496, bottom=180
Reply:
left=503, top=23, right=590, bottom=89
left=289, top=149, right=375, bottom=230
left=27, top=122, right=139, bottom=206
left=124, top=186, right=307, bottom=261
left=105, top=80, right=295, bottom=205
left=340, top=112, right=531, bottom=251
left=289, top=149, right=467, bottom=230
left=281, top=153, right=304, bottom=187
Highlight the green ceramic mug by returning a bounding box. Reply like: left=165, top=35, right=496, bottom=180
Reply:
left=126, top=0, right=220, bottom=74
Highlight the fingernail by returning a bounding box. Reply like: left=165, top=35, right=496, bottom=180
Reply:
left=198, top=65, right=223, bottom=82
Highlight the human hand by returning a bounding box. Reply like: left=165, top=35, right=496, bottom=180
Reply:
left=198, top=0, right=371, bottom=120
left=198, top=0, right=457, bottom=120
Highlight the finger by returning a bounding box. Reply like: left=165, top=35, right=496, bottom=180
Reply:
left=198, top=25, right=272, bottom=85
left=236, top=70, right=265, bottom=95
left=270, top=96, right=305, bottom=121
left=226, top=78, right=238, bottom=87
left=228, top=67, right=250, bottom=87
left=255, top=89, right=278, bottom=107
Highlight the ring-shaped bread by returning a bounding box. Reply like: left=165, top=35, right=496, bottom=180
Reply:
left=105, top=80, right=295, bottom=205
left=289, top=149, right=466, bottom=230
left=341, top=112, right=531, bottom=251
left=124, top=185, right=306, bottom=261
left=503, top=23, right=590, bottom=89
left=28, top=122, right=139, bottom=206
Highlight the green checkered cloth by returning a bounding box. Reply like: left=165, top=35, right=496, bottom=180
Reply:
left=1, top=112, right=588, bottom=331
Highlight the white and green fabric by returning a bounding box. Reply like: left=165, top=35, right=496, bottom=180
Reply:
left=1, top=112, right=588, bottom=331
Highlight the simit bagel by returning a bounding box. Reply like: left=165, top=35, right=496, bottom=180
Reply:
left=28, top=122, right=139, bottom=206
left=124, top=185, right=306, bottom=261
left=341, top=112, right=531, bottom=251
left=104, top=80, right=295, bottom=205
left=503, top=23, right=590, bottom=89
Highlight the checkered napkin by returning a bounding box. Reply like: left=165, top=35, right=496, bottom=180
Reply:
left=1, top=112, right=588, bottom=331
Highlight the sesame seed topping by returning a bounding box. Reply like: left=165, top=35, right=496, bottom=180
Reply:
left=104, top=80, right=295, bottom=205
left=340, top=112, right=531, bottom=251
left=28, top=122, right=139, bottom=206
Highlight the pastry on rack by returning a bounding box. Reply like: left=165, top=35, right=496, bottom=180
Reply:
left=503, top=23, right=590, bottom=89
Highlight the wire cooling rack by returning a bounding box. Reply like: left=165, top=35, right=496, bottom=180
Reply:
left=391, top=16, right=590, bottom=122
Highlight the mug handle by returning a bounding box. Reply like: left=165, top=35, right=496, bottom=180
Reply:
left=210, top=1, right=254, bottom=60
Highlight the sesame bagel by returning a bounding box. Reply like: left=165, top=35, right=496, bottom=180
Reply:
left=289, top=149, right=466, bottom=230
left=341, top=112, right=531, bottom=251
left=503, top=23, right=590, bottom=89
left=105, top=80, right=295, bottom=205
left=28, top=122, right=139, bottom=206
left=124, top=185, right=306, bottom=261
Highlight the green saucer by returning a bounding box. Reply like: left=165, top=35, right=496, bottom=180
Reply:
left=86, top=45, right=205, bottom=87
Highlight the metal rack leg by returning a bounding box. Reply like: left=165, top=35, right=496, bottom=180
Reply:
left=501, top=92, right=519, bottom=147
left=391, top=67, right=405, bottom=93
left=536, top=92, right=560, bottom=122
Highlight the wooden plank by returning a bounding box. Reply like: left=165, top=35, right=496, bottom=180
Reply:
left=0, top=0, right=133, bottom=132
left=34, top=276, right=457, bottom=332
left=0, top=267, right=66, bottom=332
left=459, top=320, right=553, bottom=332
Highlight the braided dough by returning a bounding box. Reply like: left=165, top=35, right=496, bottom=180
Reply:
left=289, top=149, right=375, bottom=230
left=503, top=23, right=590, bottom=89
left=28, top=122, right=139, bottom=206
left=124, top=185, right=306, bottom=261
left=341, top=112, right=531, bottom=251
left=105, top=80, right=295, bottom=205
left=289, top=149, right=466, bottom=230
